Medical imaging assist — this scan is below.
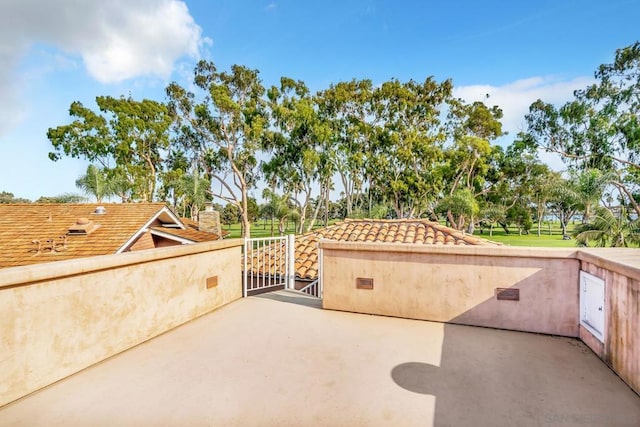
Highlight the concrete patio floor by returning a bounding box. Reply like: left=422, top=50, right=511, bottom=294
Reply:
left=1, top=290, right=639, bottom=427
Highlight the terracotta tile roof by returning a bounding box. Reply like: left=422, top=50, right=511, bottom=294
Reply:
left=0, top=203, right=178, bottom=269
left=248, top=218, right=500, bottom=281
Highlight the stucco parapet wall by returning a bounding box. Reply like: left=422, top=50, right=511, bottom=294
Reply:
left=576, top=248, right=640, bottom=281
left=0, top=238, right=244, bottom=289
left=318, top=240, right=579, bottom=259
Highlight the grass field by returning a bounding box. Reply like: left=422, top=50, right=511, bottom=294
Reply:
left=224, top=219, right=579, bottom=248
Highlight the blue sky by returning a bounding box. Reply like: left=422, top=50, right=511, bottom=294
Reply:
left=1, top=0, right=638, bottom=201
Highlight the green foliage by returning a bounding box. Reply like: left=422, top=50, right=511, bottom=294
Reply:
left=75, top=164, right=117, bottom=203
left=0, top=191, right=31, bottom=203
left=368, top=77, right=453, bottom=218
left=167, top=61, right=268, bottom=237
left=35, top=193, right=87, bottom=203
left=438, top=188, right=479, bottom=230
left=221, top=203, right=240, bottom=225
left=264, top=78, right=331, bottom=233
left=506, top=204, right=533, bottom=235
left=572, top=206, right=640, bottom=247
left=261, top=188, right=298, bottom=235
left=525, top=41, right=640, bottom=216
left=48, top=96, right=172, bottom=202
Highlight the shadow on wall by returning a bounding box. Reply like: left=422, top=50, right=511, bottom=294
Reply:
left=390, top=323, right=640, bottom=426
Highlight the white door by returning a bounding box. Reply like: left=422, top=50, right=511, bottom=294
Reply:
left=580, top=271, right=605, bottom=342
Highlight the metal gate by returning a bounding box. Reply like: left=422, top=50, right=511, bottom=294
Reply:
left=242, top=235, right=322, bottom=299
left=243, top=235, right=294, bottom=297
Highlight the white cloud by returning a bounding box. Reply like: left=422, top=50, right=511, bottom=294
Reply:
left=453, top=75, right=594, bottom=136
left=0, top=0, right=206, bottom=135
left=453, top=76, right=595, bottom=172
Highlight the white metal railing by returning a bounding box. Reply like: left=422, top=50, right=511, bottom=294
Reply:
left=243, top=235, right=292, bottom=297
left=298, top=243, right=323, bottom=299
left=299, top=280, right=319, bottom=298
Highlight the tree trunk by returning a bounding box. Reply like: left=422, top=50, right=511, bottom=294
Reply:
left=307, top=190, right=324, bottom=233
left=446, top=211, right=457, bottom=230
left=241, top=193, right=250, bottom=238
left=537, top=216, right=542, bottom=237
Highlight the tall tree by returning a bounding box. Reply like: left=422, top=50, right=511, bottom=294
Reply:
left=525, top=42, right=640, bottom=216
left=167, top=61, right=268, bottom=237
left=48, top=96, right=172, bottom=202
left=264, top=78, right=331, bottom=233
left=442, top=100, right=505, bottom=231
left=368, top=77, right=453, bottom=218
left=317, top=79, right=373, bottom=216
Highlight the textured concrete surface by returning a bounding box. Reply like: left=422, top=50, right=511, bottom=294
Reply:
left=1, top=291, right=639, bottom=426
left=0, top=240, right=242, bottom=407
left=321, top=242, right=581, bottom=336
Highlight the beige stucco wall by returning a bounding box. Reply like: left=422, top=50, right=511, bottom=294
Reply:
left=320, top=242, right=580, bottom=337
left=577, top=250, right=640, bottom=395
left=0, top=239, right=243, bottom=407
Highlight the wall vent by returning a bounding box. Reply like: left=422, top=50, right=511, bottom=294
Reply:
left=356, top=277, right=374, bottom=290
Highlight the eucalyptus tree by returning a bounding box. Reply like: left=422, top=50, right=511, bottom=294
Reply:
left=316, top=79, right=373, bottom=216
left=263, top=78, right=333, bottom=233
left=548, top=178, right=582, bottom=236
left=368, top=77, right=453, bottom=218
left=48, top=96, right=172, bottom=202
left=525, top=42, right=640, bottom=216
left=530, top=166, right=561, bottom=236
left=441, top=100, right=505, bottom=230
left=166, top=61, right=268, bottom=237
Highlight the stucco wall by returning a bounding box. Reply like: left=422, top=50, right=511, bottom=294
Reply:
left=577, top=250, right=640, bottom=395
left=0, top=239, right=243, bottom=407
left=320, top=242, right=580, bottom=336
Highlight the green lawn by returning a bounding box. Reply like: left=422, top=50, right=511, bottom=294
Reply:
left=223, top=219, right=334, bottom=239
left=473, top=221, right=578, bottom=247
left=225, top=219, right=580, bottom=247
left=479, top=230, right=577, bottom=247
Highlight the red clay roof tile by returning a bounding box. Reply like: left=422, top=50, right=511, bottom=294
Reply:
left=247, top=218, right=499, bottom=281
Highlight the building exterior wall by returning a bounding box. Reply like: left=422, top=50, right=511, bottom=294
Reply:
left=577, top=252, right=640, bottom=396
left=128, top=230, right=155, bottom=251
left=0, top=239, right=243, bottom=407
left=320, top=242, right=580, bottom=337
left=320, top=241, right=640, bottom=396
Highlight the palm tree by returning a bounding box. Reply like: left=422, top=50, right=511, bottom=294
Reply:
left=75, top=165, right=116, bottom=203
left=262, top=189, right=299, bottom=236
left=572, top=206, right=640, bottom=247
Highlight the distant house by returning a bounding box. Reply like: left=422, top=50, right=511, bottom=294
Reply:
left=247, top=218, right=500, bottom=290
left=0, top=203, right=226, bottom=269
